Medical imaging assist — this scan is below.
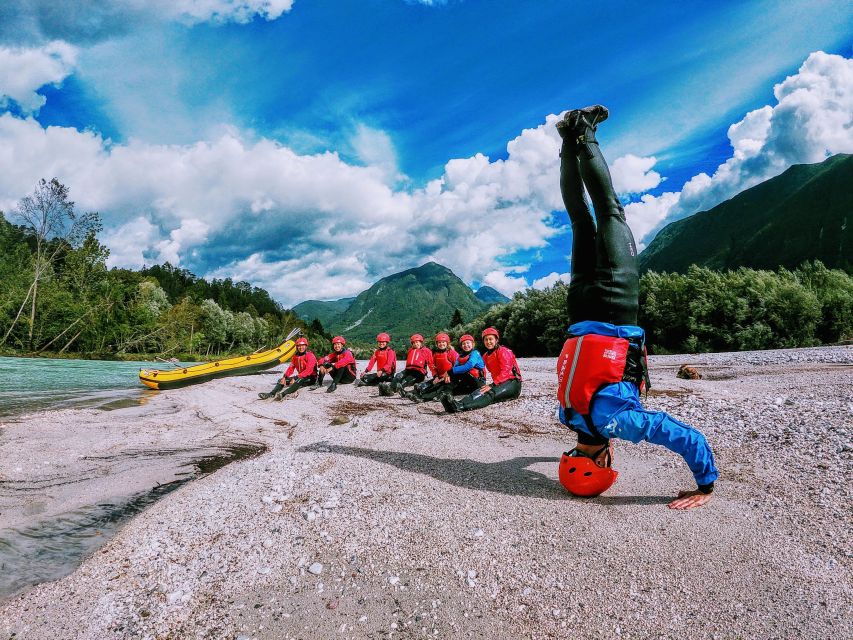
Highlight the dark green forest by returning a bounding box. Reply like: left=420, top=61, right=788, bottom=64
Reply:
left=453, top=263, right=853, bottom=356
left=0, top=179, right=325, bottom=360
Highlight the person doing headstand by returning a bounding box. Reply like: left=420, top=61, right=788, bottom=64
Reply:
left=554, top=105, right=718, bottom=509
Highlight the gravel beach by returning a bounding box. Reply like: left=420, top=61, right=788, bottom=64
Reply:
left=1, top=346, right=851, bottom=639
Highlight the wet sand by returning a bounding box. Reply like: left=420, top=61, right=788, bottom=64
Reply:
left=1, top=349, right=851, bottom=639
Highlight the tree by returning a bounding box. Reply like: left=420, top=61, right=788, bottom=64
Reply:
left=450, top=308, right=463, bottom=327
left=2, top=179, right=100, bottom=347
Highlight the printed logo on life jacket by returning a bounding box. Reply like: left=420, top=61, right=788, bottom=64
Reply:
left=602, top=349, right=618, bottom=360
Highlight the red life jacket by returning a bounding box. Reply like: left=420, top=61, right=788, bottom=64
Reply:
left=321, top=348, right=357, bottom=376
left=432, top=347, right=458, bottom=376
left=484, top=345, right=521, bottom=385
left=285, top=350, right=318, bottom=378
left=367, top=347, right=397, bottom=375
left=557, top=334, right=647, bottom=415
left=405, top=346, right=434, bottom=375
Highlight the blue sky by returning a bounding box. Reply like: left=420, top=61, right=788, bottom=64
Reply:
left=0, top=0, right=850, bottom=304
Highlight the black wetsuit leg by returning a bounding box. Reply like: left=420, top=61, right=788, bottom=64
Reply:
left=331, top=367, right=356, bottom=385
left=450, top=379, right=522, bottom=412
left=449, top=374, right=480, bottom=396
left=259, top=381, right=285, bottom=399
left=361, top=372, right=389, bottom=386
left=277, top=375, right=316, bottom=398
left=416, top=380, right=451, bottom=402
left=398, top=370, right=425, bottom=393
left=572, top=123, right=639, bottom=325
left=560, top=138, right=598, bottom=325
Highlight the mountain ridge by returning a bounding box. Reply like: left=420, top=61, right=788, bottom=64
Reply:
left=639, top=154, right=852, bottom=274
left=292, top=262, right=503, bottom=341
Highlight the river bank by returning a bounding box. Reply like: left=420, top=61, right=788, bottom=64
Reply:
left=1, top=347, right=851, bottom=639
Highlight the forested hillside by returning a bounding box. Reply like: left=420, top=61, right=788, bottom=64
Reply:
left=0, top=180, right=317, bottom=359
left=639, top=154, right=852, bottom=274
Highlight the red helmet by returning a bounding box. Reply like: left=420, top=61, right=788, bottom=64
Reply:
left=296, top=337, right=309, bottom=347
left=435, top=332, right=450, bottom=343
left=376, top=332, right=391, bottom=342
left=558, top=451, right=618, bottom=497
left=459, top=334, right=475, bottom=343
left=481, top=327, right=500, bottom=339
left=410, top=334, right=424, bottom=343
left=331, top=336, right=346, bottom=345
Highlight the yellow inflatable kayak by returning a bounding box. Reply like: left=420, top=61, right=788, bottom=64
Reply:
left=139, top=329, right=300, bottom=390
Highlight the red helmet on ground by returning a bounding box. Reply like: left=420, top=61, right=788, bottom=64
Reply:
left=435, top=332, right=450, bottom=343
left=296, top=337, right=309, bottom=347
left=558, top=452, right=618, bottom=497
left=481, top=327, right=500, bottom=340
left=410, top=334, right=424, bottom=343
left=376, top=332, right=391, bottom=342
left=459, top=334, right=475, bottom=343
left=332, top=336, right=346, bottom=345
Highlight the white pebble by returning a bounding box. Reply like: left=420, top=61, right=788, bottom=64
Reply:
left=308, top=562, right=323, bottom=575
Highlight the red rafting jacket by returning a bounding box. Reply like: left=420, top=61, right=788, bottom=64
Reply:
left=284, top=350, right=318, bottom=379
left=365, top=347, right=397, bottom=375
left=432, top=347, right=459, bottom=376
left=484, top=345, right=522, bottom=385
left=405, top=345, right=435, bottom=376
left=319, top=349, right=357, bottom=376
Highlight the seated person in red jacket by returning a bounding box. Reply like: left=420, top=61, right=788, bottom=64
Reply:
left=357, top=332, right=397, bottom=386
left=441, top=327, right=522, bottom=412
left=313, top=335, right=357, bottom=393
left=258, top=336, right=317, bottom=400
left=379, top=333, right=435, bottom=397
left=404, top=332, right=459, bottom=402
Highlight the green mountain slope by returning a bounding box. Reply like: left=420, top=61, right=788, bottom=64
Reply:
left=639, top=154, right=852, bottom=274
left=475, top=285, right=511, bottom=305
left=292, top=297, right=355, bottom=328
left=296, top=262, right=490, bottom=342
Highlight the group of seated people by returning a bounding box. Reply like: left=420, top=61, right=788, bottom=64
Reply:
left=258, top=328, right=522, bottom=413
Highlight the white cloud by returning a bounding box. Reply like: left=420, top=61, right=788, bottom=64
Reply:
left=166, top=0, right=295, bottom=24
left=4, top=50, right=847, bottom=304
left=0, top=41, right=78, bottom=113
left=0, top=111, right=569, bottom=304
left=531, top=271, right=570, bottom=290
left=625, top=51, right=853, bottom=246
left=610, top=154, right=662, bottom=194
left=351, top=124, right=401, bottom=185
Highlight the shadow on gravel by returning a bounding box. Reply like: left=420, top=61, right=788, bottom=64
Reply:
left=298, top=443, right=566, bottom=499
left=592, top=495, right=672, bottom=505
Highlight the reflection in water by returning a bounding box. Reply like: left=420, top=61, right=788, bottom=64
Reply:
left=0, top=443, right=266, bottom=601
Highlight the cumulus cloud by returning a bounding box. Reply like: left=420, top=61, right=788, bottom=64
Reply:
left=0, top=41, right=77, bottom=112
left=531, top=271, right=570, bottom=290
left=4, top=49, right=845, bottom=304
left=0, top=111, right=570, bottom=304
left=625, top=51, right=853, bottom=246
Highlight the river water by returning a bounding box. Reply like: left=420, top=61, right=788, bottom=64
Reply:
left=0, top=356, right=194, bottom=417
left=0, top=355, right=268, bottom=601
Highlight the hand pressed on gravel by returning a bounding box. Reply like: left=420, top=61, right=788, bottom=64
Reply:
left=667, top=490, right=713, bottom=510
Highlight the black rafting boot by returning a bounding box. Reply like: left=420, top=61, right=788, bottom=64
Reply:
left=259, top=382, right=284, bottom=400
left=440, top=393, right=461, bottom=414
left=557, top=105, right=609, bottom=157
left=378, top=382, right=392, bottom=397
left=326, top=382, right=337, bottom=393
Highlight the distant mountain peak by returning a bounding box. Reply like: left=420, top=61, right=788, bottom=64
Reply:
left=292, top=262, right=495, bottom=341
left=474, top=285, right=510, bottom=305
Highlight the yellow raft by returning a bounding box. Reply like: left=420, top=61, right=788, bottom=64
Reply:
left=139, top=329, right=300, bottom=390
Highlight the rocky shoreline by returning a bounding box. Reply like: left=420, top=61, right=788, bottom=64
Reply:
left=1, top=346, right=851, bottom=639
